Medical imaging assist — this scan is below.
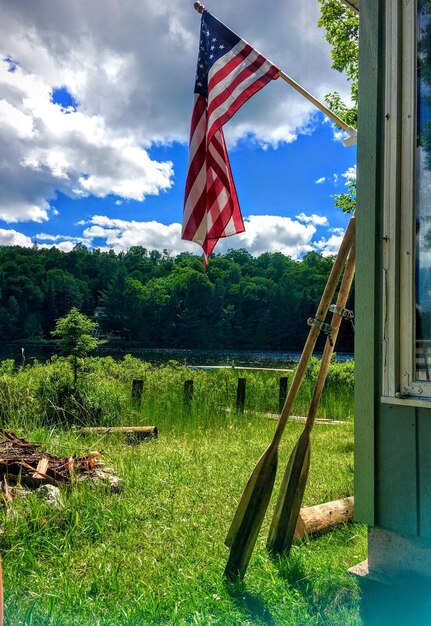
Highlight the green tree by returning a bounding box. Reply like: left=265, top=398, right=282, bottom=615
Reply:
left=334, top=175, right=356, bottom=214
left=0, top=296, right=20, bottom=339
left=318, top=0, right=359, bottom=128
left=100, top=267, right=129, bottom=333
left=318, top=0, right=359, bottom=214
left=51, top=308, right=98, bottom=385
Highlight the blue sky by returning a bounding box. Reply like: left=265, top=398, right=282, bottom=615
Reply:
left=0, top=0, right=356, bottom=259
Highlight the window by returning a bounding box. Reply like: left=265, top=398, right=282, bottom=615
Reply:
left=415, top=1, right=431, bottom=381
left=383, top=0, right=431, bottom=401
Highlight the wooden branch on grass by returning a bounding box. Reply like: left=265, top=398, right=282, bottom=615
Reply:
left=294, top=496, right=354, bottom=541
left=78, top=426, right=158, bottom=438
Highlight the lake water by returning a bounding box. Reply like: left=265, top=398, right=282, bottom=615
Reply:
left=1, top=342, right=354, bottom=368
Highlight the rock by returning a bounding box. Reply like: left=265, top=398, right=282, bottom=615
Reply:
left=79, top=468, right=123, bottom=492
left=35, top=484, right=63, bottom=508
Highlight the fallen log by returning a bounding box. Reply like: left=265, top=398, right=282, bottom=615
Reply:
left=77, top=426, right=158, bottom=439
left=294, top=496, right=354, bottom=541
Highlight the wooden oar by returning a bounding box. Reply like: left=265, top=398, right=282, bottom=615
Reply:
left=223, top=217, right=355, bottom=580
left=266, top=232, right=356, bottom=556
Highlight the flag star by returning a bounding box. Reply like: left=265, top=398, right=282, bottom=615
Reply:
left=219, top=44, right=225, bottom=49
left=199, top=63, right=204, bottom=69
left=206, top=30, right=210, bottom=36
left=209, top=53, right=214, bottom=59
left=212, top=38, right=217, bottom=42
left=210, top=45, right=215, bottom=50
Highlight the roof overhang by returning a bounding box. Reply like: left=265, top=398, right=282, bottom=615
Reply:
left=340, top=0, right=360, bottom=13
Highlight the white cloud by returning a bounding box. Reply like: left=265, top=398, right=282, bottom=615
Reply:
left=0, top=58, right=173, bottom=222
left=81, top=214, right=318, bottom=259
left=83, top=217, right=195, bottom=255
left=37, top=241, right=78, bottom=253
left=35, top=233, right=68, bottom=241
left=0, top=1, right=352, bottom=222
left=0, top=229, right=90, bottom=251
left=0, top=213, right=348, bottom=259
left=314, top=233, right=344, bottom=257
left=0, top=228, right=33, bottom=247
left=315, top=177, right=326, bottom=184
left=35, top=232, right=91, bottom=247
left=332, top=129, right=345, bottom=143
left=295, top=212, right=328, bottom=226
left=219, top=215, right=317, bottom=257
left=342, top=165, right=357, bottom=180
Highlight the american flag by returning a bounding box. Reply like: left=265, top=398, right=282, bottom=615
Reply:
left=182, top=10, right=280, bottom=263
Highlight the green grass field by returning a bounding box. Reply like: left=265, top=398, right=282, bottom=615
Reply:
left=0, top=357, right=364, bottom=625
left=1, top=421, right=364, bottom=625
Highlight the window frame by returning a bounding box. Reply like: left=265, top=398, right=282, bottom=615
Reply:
left=382, top=0, right=431, bottom=401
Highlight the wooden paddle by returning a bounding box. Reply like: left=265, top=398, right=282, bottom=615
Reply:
left=266, top=232, right=356, bottom=556
left=224, top=217, right=355, bottom=580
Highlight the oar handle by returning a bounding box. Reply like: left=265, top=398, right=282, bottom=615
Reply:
left=273, top=216, right=355, bottom=445
left=304, top=237, right=356, bottom=435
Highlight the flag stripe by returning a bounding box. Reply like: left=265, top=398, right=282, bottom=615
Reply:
left=207, top=41, right=252, bottom=95
left=187, top=96, right=207, bottom=167
left=207, top=52, right=268, bottom=123
left=208, top=64, right=279, bottom=140
left=182, top=10, right=278, bottom=262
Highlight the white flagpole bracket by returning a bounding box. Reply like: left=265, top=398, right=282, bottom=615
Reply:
left=343, top=127, right=357, bottom=147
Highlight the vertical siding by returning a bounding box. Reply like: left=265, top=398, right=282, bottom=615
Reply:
left=417, top=409, right=431, bottom=538
left=375, top=406, right=431, bottom=539
left=376, top=404, right=417, bottom=535
left=355, top=0, right=386, bottom=525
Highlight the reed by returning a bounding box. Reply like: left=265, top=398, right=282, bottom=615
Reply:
left=0, top=355, right=354, bottom=432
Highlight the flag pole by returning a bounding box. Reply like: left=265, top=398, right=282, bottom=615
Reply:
left=192, top=2, right=357, bottom=147
left=277, top=71, right=357, bottom=146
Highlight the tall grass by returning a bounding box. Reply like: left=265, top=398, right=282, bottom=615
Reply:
left=0, top=355, right=354, bottom=432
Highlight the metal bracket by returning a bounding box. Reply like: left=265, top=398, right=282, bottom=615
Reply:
left=329, top=304, right=355, bottom=321
left=395, top=391, right=410, bottom=400
left=307, top=318, right=333, bottom=336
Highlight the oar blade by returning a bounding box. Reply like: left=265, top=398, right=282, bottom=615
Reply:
left=225, top=446, right=270, bottom=548
left=267, top=431, right=311, bottom=556
left=224, top=444, right=278, bottom=580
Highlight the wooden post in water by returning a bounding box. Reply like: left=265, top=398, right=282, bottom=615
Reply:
left=279, top=377, right=288, bottom=413
left=184, top=380, right=194, bottom=410
left=132, top=379, right=144, bottom=408
left=236, top=378, right=246, bottom=413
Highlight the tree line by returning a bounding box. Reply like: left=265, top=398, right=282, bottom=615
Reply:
left=0, top=244, right=354, bottom=352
